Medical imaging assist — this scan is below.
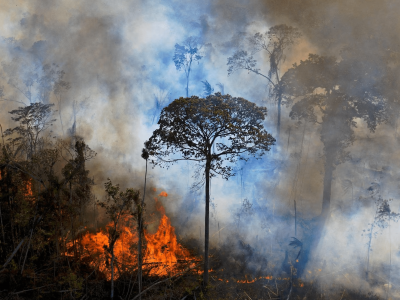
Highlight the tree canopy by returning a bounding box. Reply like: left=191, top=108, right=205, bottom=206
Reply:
left=4, top=103, right=56, bottom=159
left=145, top=93, right=275, bottom=179
left=281, top=54, right=388, bottom=217
left=173, top=36, right=204, bottom=98
left=227, top=24, right=301, bottom=135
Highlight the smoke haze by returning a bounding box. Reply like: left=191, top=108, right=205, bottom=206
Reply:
left=0, top=0, right=399, bottom=297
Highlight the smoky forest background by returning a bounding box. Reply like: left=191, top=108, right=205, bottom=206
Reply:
left=1, top=0, right=400, bottom=299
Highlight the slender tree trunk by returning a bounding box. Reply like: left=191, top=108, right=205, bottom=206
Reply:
left=57, top=189, right=62, bottom=257
left=277, top=94, right=282, bottom=139
left=138, top=158, right=147, bottom=300
left=286, top=126, right=291, bottom=152
left=186, top=74, right=189, bottom=98
left=294, top=200, right=297, bottom=237
left=0, top=204, right=5, bottom=243
left=111, top=248, right=115, bottom=299
left=321, top=156, right=334, bottom=218
left=388, top=215, right=391, bottom=298
left=186, top=59, right=192, bottom=98
left=70, top=181, right=76, bottom=258
left=203, top=159, right=211, bottom=286
left=21, top=216, right=36, bottom=274
left=58, top=96, right=65, bottom=135
left=366, top=221, right=374, bottom=280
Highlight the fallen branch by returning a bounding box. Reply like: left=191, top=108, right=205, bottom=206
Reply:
left=264, top=285, right=277, bottom=296
left=244, top=290, right=253, bottom=300
left=0, top=237, right=26, bottom=273
left=12, top=284, right=54, bottom=295
left=22, top=216, right=40, bottom=274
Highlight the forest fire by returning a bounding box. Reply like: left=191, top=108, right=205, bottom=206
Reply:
left=66, top=191, right=199, bottom=280
left=144, top=195, right=196, bottom=276
left=77, top=222, right=138, bottom=280
left=3, top=3, right=399, bottom=297
left=236, top=275, right=275, bottom=284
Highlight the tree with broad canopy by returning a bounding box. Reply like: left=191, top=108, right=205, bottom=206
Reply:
left=227, top=24, right=301, bottom=137
left=282, top=54, right=388, bottom=219
left=144, top=93, right=275, bottom=286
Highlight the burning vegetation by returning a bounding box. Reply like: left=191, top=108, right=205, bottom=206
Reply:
left=64, top=193, right=200, bottom=281
left=0, top=101, right=393, bottom=299
left=2, top=1, right=400, bottom=299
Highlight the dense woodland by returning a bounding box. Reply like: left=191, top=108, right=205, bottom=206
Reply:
left=1, top=1, right=400, bottom=299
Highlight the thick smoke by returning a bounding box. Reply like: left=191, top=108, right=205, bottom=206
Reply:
left=0, top=0, right=399, bottom=297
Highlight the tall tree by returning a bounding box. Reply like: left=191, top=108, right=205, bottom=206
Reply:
left=282, top=54, right=387, bottom=218
left=4, top=103, right=56, bottom=159
left=144, top=93, right=275, bottom=286
left=227, top=24, right=301, bottom=137
left=0, top=105, right=97, bottom=297
left=173, top=36, right=204, bottom=98
left=2, top=59, right=68, bottom=105
left=281, top=54, right=387, bottom=273
left=137, top=148, right=149, bottom=300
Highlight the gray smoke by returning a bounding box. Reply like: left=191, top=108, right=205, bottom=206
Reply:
left=0, top=0, right=399, bottom=297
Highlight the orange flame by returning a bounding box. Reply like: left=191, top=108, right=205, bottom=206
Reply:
left=65, top=191, right=198, bottom=280
left=236, top=275, right=284, bottom=284
left=25, top=179, right=33, bottom=197
left=143, top=195, right=197, bottom=276
left=144, top=214, right=193, bottom=276
left=77, top=222, right=138, bottom=280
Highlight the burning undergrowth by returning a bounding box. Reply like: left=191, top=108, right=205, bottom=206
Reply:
left=1, top=1, right=400, bottom=298
left=1, top=156, right=396, bottom=299
left=64, top=191, right=202, bottom=281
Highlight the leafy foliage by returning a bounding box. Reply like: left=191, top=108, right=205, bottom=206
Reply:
left=227, top=50, right=259, bottom=77
left=2, top=60, right=68, bottom=105
left=281, top=54, right=389, bottom=219
left=283, top=54, right=388, bottom=167
left=4, top=103, right=56, bottom=159
left=227, top=24, right=301, bottom=134
left=99, top=179, right=139, bottom=231
left=98, top=179, right=140, bottom=299
left=145, top=93, right=275, bottom=179
left=362, top=197, right=400, bottom=280
left=173, top=36, right=204, bottom=97
left=375, top=199, right=400, bottom=229
left=173, top=36, right=203, bottom=71
left=234, top=198, right=254, bottom=227
left=201, top=80, right=214, bottom=97
left=249, top=24, right=301, bottom=81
